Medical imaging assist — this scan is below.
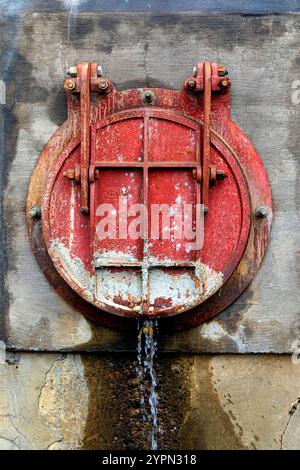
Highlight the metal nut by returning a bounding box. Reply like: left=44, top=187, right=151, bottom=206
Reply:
left=63, top=169, right=75, bottom=180
left=255, top=205, right=269, bottom=218
left=218, top=65, right=228, bottom=77
left=187, top=79, right=196, bottom=90
left=219, top=79, right=229, bottom=89
left=29, top=206, right=41, bottom=220
left=64, top=79, right=76, bottom=92
left=99, top=79, right=109, bottom=91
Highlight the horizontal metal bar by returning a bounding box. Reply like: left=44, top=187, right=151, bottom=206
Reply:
left=94, top=260, right=196, bottom=268
left=94, top=261, right=142, bottom=268
left=93, top=160, right=197, bottom=168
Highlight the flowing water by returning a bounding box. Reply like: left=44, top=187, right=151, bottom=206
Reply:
left=136, top=318, right=159, bottom=450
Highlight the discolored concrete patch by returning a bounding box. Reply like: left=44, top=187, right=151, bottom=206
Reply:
left=182, top=355, right=300, bottom=450
left=81, top=354, right=193, bottom=450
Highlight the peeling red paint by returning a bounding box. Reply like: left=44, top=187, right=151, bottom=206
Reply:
left=26, top=63, right=272, bottom=330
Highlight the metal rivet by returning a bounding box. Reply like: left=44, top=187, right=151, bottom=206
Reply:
left=255, top=205, right=269, bottom=218
left=29, top=206, right=41, bottom=220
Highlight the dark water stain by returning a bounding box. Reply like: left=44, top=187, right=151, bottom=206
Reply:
left=48, top=86, right=67, bottom=125
left=81, top=354, right=248, bottom=450
left=147, top=13, right=288, bottom=51
left=219, top=287, right=255, bottom=337
left=81, top=353, right=192, bottom=450
left=6, top=52, right=49, bottom=103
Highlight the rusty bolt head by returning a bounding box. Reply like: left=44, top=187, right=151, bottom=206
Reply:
left=64, top=79, right=76, bottom=92
left=142, top=90, right=155, bottom=104
left=218, top=65, right=229, bottom=77
left=255, top=205, right=269, bottom=218
left=63, top=169, right=75, bottom=180
left=219, top=79, right=229, bottom=89
left=29, top=206, right=41, bottom=220
left=97, top=65, right=103, bottom=76
left=187, top=79, right=196, bottom=90
left=67, top=66, right=77, bottom=77
left=99, top=79, right=109, bottom=91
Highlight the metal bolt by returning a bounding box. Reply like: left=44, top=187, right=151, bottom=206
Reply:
left=255, top=205, right=269, bottom=218
left=99, top=79, right=109, bottom=91
left=64, top=79, right=76, bottom=92
left=219, top=79, right=229, bottom=89
left=29, top=206, right=41, bottom=220
left=142, top=90, right=155, bottom=104
left=187, top=79, right=196, bottom=90
left=97, top=65, right=103, bottom=76
left=67, top=66, right=77, bottom=77
left=192, top=65, right=197, bottom=77
left=218, top=65, right=229, bottom=77
left=63, top=169, right=75, bottom=180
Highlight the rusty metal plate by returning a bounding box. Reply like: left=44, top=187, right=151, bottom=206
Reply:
left=26, top=62, right=272, bottom=331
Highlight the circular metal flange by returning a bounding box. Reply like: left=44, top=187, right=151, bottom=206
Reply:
left=26, top=84, right=272, bottom=331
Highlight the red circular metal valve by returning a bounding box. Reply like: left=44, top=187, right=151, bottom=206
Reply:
left=26, top=63, right=272, bottom=331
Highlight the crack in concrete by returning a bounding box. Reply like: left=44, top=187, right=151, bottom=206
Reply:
left=6, top=413, right=31, bottom=448
left=37, top=355, right=64, bottom=411
left=37, top=355, right=65, bottom=449
left=280, top=397, right=300, bottom=449
left=0, top=435, right=20, bottom=449
left=47, top=435, right=64, bottom=450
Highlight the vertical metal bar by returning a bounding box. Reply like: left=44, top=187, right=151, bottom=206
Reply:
left=202, top=62, right=212, bottom=214
left=193, top=128, right=202, bottom=291
left=142, top=113, right=150, bottom=315
left=78, top=62, right=91, bottom=214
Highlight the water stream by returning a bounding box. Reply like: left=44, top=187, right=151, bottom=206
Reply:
left=136, top=318, right=159, bottom=450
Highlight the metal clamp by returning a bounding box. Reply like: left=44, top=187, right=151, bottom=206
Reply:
left=187, top=62, right=229, bottom=213
left=63, top=62, right=111, bottom=214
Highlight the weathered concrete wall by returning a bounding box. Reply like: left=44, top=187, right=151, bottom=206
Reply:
left=1, top=353, right=300, bottom=450
left=1, top=8, right=300, bottom=353
left=1, top=1, right=300, bottom=451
